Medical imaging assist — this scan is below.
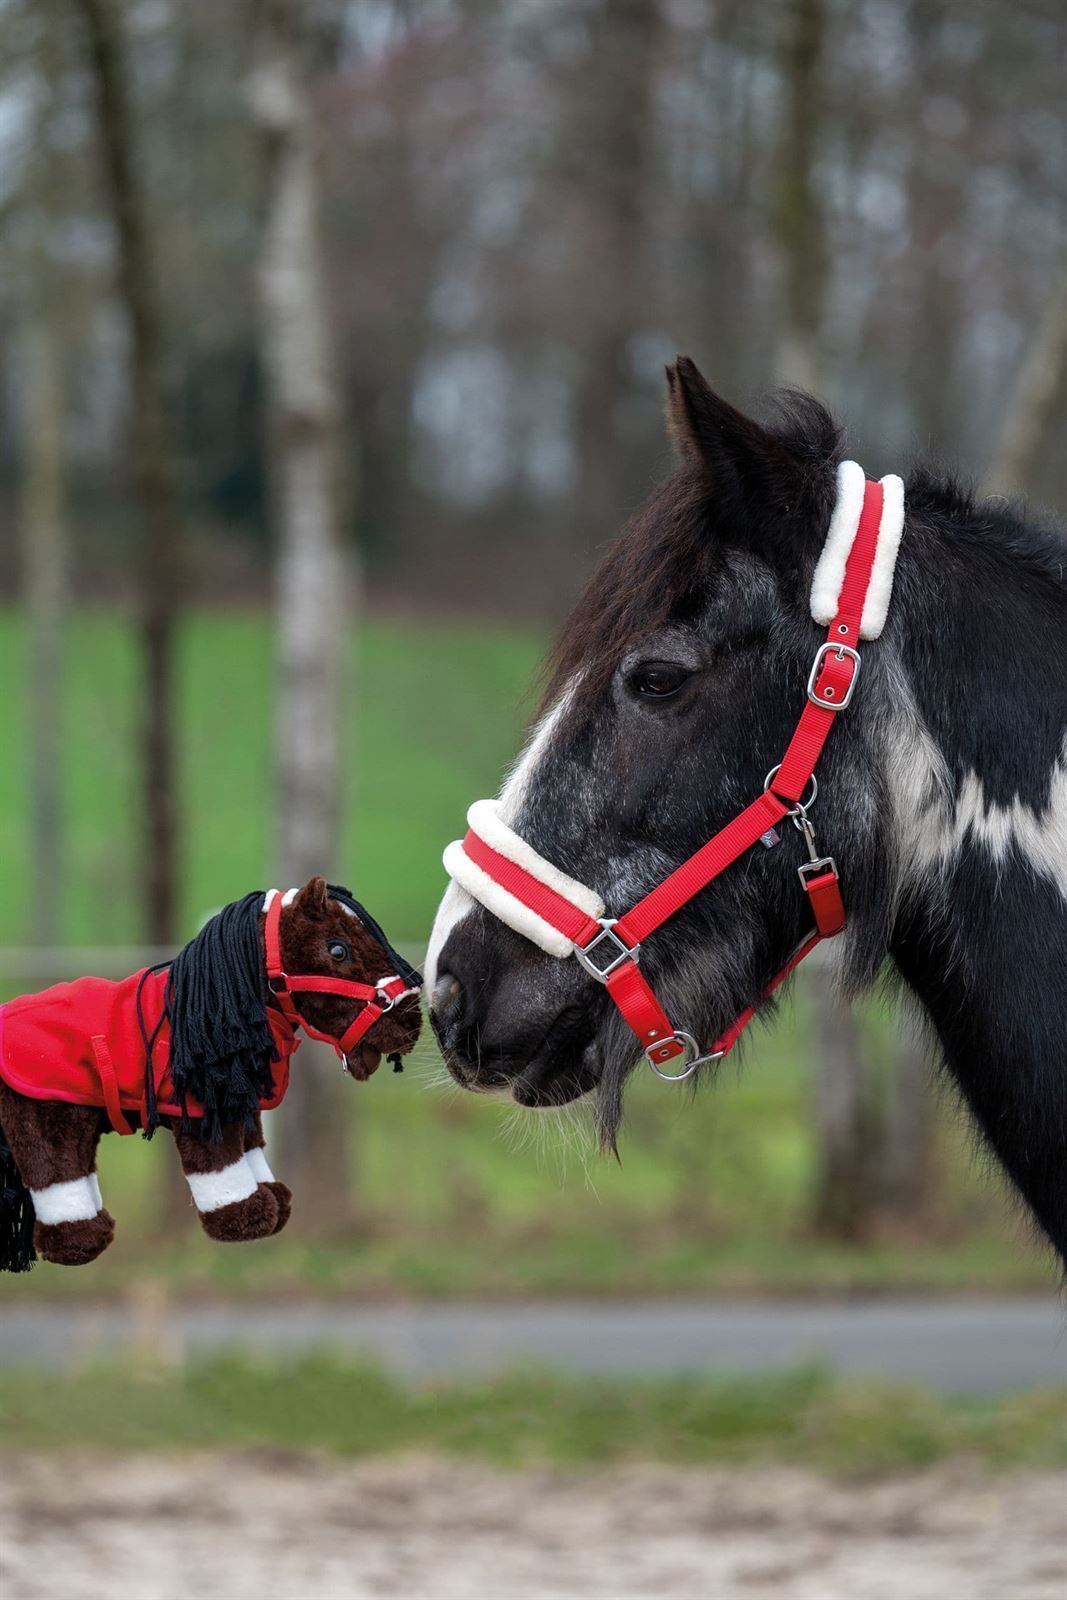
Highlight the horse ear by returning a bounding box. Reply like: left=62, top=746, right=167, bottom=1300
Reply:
left=294, top=876, right=330, bottom=918
left=665, top=357, right=835, bottom=529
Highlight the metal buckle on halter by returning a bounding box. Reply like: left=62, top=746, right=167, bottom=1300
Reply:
left=646, top=1030, right=724, bottom=1082
left=807, top=642, right=861, bottom=710
left=375, top=980, right=416, bottom=1013
left=574, top=919, right=640, bottom=982
left=798, top=855, right=837, bottom=886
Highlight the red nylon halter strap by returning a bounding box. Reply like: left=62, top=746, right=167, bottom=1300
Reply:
left=602, top=481, right=882, bottom=1064
left=262, top=892, right=410, bottom=1061
left=459, top=476, right=883, bottom=1072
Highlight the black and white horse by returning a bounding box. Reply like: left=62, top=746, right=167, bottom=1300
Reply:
left=427, top=357, right=1067, bottom=1270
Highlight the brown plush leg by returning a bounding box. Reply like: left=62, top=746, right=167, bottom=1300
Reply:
left=170, top=1118, right=279, bottom=1242
left=0, top=1081, right=114, bottom=1266
left=244, top=1111, right=291, bottom=1235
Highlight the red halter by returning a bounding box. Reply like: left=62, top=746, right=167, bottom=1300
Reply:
left=450, top=476, right=891, bottom=1080
left=262, top=891, right=416, bottom=1068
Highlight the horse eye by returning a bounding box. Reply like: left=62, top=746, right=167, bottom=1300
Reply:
left=327, top=940, right=351, bottom=962
left=627, top=662, right=691, bottom=700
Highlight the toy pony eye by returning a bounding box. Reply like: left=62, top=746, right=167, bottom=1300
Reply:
left=626, top=661, right=692, bottom=700
left=327, top=939, right=351, bottom=962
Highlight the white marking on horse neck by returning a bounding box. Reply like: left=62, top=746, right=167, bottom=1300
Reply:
left=425, top=686, right=575, bottom=989
left=30, top=1176, right=101, bottom=1226
left=885, top=686, right=1067, bottom=903
left=954, top=760, right=1067, bottom=900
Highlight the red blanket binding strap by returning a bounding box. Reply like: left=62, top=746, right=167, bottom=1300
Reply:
left=262, top=890, right=417, bottom=1070
left=444, top=468, right=903, bottom=1081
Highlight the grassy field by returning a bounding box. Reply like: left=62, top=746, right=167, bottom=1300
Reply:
left=1, top=1355, right=1064, bottom=1476
left=0, top=609, right=1052, bottom=1300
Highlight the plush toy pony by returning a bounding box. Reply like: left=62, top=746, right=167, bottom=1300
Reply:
left=0, top=877, right=421, bottom=1270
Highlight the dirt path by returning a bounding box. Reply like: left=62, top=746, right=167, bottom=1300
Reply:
left=2, top=1454, right=1065, bottom=1599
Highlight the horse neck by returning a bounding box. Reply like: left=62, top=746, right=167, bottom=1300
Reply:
left=883, top=495, right=1067, bottom=1264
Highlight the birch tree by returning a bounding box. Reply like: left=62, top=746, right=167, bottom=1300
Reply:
left=76, top=0, right=181, bottom=946
left=251, top=0, right=353, bottom=1229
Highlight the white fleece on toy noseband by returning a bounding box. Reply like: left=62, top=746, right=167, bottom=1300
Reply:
left=443, top=799, right=605, bottom=959
left=809, top=459, right=905, bottom=641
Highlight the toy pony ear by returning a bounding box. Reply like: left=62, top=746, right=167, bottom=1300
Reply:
left=294, top=875, right=330, bottom=918
left=664, top=356, right=840, bottom=535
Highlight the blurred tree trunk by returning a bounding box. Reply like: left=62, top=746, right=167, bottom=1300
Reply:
left=570, top=0, right=658, bottom=548
left=877, top=1019, right=935, bottom=1229
left=772, top=0, right=883, bottom=1240
left=986, top=256, right=1067, bottom=497
left=77, top=0, right=180, bottom=947
left=77, top=0, right=185, bottom=1232
left=809, top=971, right=875, bottom=1241
left=772, top=0, right=826, bottom=391
left=21, top=316, right=65, bottom=946
left=251, top=0, right=353, bottom=1231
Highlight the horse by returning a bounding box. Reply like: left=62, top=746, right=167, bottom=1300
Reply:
left=425, top=356, right=1067, bottom=1272
left=0, top=876, right=421, bottom=1269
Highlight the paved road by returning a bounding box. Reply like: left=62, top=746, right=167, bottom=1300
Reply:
left=1, top=1297, right=1064, bottom=1392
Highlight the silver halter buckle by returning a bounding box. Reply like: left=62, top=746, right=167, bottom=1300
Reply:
left=574, top=919, right=640, bottom=982
left=646, top=1030, right=725, bottom=1082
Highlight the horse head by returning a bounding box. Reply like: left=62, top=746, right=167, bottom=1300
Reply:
left=165, top=877, right=422, bottom=1136
left=427, top=359, right=874, bottom=1128
left=274, top=876, right=423, bottom=1079
left=425, top=352, right=1067, bottom=1287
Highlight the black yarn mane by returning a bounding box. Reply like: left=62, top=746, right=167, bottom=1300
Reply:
left=148, top=891, right=275, bottom=1143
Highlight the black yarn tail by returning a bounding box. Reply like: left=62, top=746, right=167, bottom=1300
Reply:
left=0, top=1128, right=35, bottom=1272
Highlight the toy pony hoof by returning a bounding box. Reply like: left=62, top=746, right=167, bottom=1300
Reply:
left=35, top=1209, right=115, bottom=1266
left=199, top=1183, right=278, bottom=1243
left=263, top=1180, right=292, bottom=1234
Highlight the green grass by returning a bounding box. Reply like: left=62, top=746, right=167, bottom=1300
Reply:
left=0, top=609, right=542, bottom=942
left=1, top=1356, right=1063, bottom=1476
left=0, top=608, right=1052, bottom=1300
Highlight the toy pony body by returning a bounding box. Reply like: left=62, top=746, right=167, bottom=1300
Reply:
left=0, top=878, right=420, bottom=1269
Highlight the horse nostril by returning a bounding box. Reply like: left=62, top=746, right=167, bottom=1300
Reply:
left=430, top=973, right=463, bottom=1027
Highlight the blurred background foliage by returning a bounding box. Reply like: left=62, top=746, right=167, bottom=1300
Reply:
left=0, top=0, right=1064, bottom=1292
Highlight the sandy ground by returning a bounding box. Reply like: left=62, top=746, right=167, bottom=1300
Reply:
left=2, top=1453, right=1065, bottom=1600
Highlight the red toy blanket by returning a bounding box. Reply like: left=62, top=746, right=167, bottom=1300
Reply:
left=0, top=970, right=297, bottom=1134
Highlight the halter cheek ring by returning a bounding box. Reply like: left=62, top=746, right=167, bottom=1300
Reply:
left=442, top=466, right=900, bottom=1080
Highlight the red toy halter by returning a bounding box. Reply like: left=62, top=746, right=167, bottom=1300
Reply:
left=445, top=469, right=903, bottom=1081
left=262, top=891, right=417, bottom=1069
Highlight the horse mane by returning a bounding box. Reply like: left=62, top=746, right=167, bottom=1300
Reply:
left=539, top=390, right=842, bottom=713
left=154, top=890, right=275, bottom=1142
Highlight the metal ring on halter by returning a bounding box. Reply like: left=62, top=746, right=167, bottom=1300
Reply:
left=646, top=1031, right=725, bottom=1082
left=763, top=764, right=818, bottom=816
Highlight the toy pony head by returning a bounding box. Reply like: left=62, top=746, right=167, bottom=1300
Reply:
left=157, top=877, right=421, bottom=1138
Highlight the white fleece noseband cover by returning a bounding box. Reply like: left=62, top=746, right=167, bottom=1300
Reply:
left=810, top=460, right=905, bottom=640
left=443, top=800, right=604, bottom=959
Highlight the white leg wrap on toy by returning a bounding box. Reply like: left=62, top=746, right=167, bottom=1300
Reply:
left=245, top=1146, right=274, bottom=1184
left=186, top=1155, right=258, bottom=1213
left=30, top=1176, right=100, bottom=1225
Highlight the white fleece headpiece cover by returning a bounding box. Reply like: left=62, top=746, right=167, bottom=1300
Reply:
left=442, top=799, right=604, bottom=959
left=809, top=459, right=905, bottom=641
